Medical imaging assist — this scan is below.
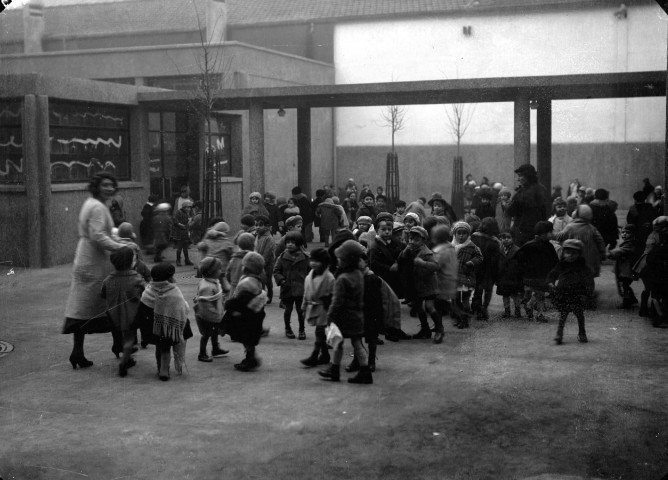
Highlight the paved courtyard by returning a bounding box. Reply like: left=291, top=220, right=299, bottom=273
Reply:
left=0, top=246, right=667, bottom=480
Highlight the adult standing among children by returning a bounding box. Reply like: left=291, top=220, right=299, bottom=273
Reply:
left=62, top=172, right=125, bottom=369
left=292, top=186, right=314, bottom=243
left=589, top=188, right=618, bottom=250
left=507, top=163, right=550, bottom=247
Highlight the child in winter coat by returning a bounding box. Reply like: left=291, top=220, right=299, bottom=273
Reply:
left=171, top=200, right=193, bottom=266
left=194, top=257, right=227, bottom=363
left=135, top=263, right=191, bottom=381
left=398, top=226, right=441, bottom=339
left=451, top=221, right=483, bottom=328
left=226, top=232, right=255, bottom=293
left=151, top=203, right=173, bottom=263
left=431, top=225, right=458, bottom=343
left=198, top=222, right=235, bottom=292
left=273, top=231, right=310, bottom=339
left=242, top=191, right=270, bottom=218
left=353, top=216, right=373, bottom=241
left=401, top=212, right=421, bottom=244
left=471, top=217, right=501, bottom=320
left=224, top=252, right=267, bottom=371
left=101, top=246, right=146, bottom=377
left=607, top=224, right=640, bottom=309
left=356, top=192, right=377, bottom=222
left=282, top=198, right=301, bottom=222
left=275, top=215, right=305, bottom=258
left=496, top=231, right=523, bottom=318
left=369, top=212, right=405, bottom=299
left=547, top=239, right=595, bottom=344
left=300, top=248, right=335, bottom=367
left=117, top=222, right=151, bottom=282
left=319, top=240, right=372, bottom=384
left=254, top=215, right=276, bottom=304
left=517, top=221, right=559, bottom=322
left=345, top=252, right=384, bottom=372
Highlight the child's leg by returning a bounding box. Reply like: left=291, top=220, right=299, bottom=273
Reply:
left=483, top=287, right=493, bottom=310
left=512, top=294, right=522, bottom=317
left=111, top=328, right=123, bottom=358
left=534, top=291, right=547, bottom=320
left=158, top=341, right=171, bottom=380
left=182, top=241, right=191, bottom=264
left=331, top=342, right=344, bottom=366
left=199, top=334, right=212, bottom=361
left=210, top=326, right=228, bottom=357
left=427, top=299, right=444, bottom=334
left=412, top=299, right=431, bottom=337
left=575, top=305, right=587, bottom=342
left=173, top=340, right=186, bottom=374
left=502, top=295, right=511, bottom=316
left=283, top=298, right=295, bottom=337
left=367, top=338, right=377, bottom=371
left=524, top=287, right=535, bottom=318
left=294, top=296, right=305, bottom=337
left=121, top=329, right=136, bottom=364
left=555, top=310, right=568, bottom=344
left=350, top=337, right=368, bottom=367
left=461, top=291, right=472, bottom=313
left=315, top=326, right=329, bottom=362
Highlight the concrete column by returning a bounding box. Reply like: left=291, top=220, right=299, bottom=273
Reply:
left=514, top=96, right=531, bottom=169
left=297, top=107, right=312, bottom=197
left=248, top=101, right=265, bottom=194
left=23, top=95, right=51, bottom=268
left=36, top=95, right=51, bottom=267
left=536, top=99, right=552, bottom=193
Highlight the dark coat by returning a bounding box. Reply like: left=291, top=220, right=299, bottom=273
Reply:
left=363, top=270, right=384, bottom=340
left=496, top=244, right=523, bottom=296
left=327, top=268, right=364, bottom=337
left=546, top=257, right=595, bottom=311
left=264, top=202, right=281, bottom=234
left=152, top=212, right=173, bottom=249
left=139, top=203, right=154, bottom=245
left=273, top=249, right=309, bottom=299
left=507, top=182, right=549, bottom=246
left=590, top=199, right=618, bottom=247
left=317, top=200, right=345, bottom=231
left=356, top=204, right=377, bottom=222
left=369, top=237, right=405, bottom=298
left=171, top=208, right=191, bottom=242
left=517, top=238, right=559, bottom=290
left=292, top=193, right=313, bottom=224
left=471, top=232, right=501, bottom=287
left=223, top=275, right=266, bottom=346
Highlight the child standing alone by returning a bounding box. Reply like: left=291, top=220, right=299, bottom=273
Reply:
left=194, top=257, right=228, bottom=363
left=273, top=231, right=310, bottom=339
left=300, top=248, right=335, bottom=367
left=547, top=239, right=594, bottom=344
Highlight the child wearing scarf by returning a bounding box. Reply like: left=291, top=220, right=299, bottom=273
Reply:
left=224, top=252, right=267, bottom=371
left=451, top=221, right=483, bottom=329
left=194, top=257, right=227, bottom=363
left=136, top=263, right=191, bottom=381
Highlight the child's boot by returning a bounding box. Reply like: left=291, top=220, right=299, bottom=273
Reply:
left=211, top=333, right=229, bottom=358
left=300, top=347, right=320, bottom=367
left=316, top=345, right=331, bottom=365
left=198, top=337, right=212, bottom=362
left=578, top=333, right=588, bottom=343
left=502, top=306, right=512, bottom=318
left=554, top=325, right=564, bottom=345
left=284, top=318, right=296, bottom=339
left=345, top=356, right=360, bottom=372
left=348, top=365, right=373, bottom=384
left=318, top=364, right=340, bottom=382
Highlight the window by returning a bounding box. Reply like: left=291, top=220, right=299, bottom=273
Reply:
left=49, top=101, right=130, bottom=182
left=204, top=117, right=232, bottom=177
left=148, top=111, right=189, bottom=200
left=0, top=100, right=24, bottom=184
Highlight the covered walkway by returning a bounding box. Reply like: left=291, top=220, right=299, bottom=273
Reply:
left=139, top=70, right=667, bottom=196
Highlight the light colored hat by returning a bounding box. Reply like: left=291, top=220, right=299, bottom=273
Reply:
left=249, top=191, right=262, bottom=200
left=452, top=221, right=471, bottom=234
left=562, top=239, right=584, bottom=252
left=155, top=203, right=172, bottom=212
left=403, top=212, right=420, bottom=224
left=117, top=222, right=136, bottom=240
left=356, top=216, right=373, bottom=225
left=213, top=222, right=230, bottom=234
left=409, top=226, right=429, bottom=240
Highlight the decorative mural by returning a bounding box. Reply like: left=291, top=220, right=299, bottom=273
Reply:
left=49, top=101, right=130, bottom=182
left=0, top=102, right=23, bottom=184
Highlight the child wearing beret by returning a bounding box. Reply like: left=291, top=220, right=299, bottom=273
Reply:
left=194, top=257, right=227, bottom=363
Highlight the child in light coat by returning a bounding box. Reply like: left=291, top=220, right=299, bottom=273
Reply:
left=451, top=221, right=483, bottom=329
left=300, top=248, right=335, bottom=367
left=194, top=257, right=227, bottom=363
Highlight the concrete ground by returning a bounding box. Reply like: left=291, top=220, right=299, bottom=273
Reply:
left=0, top=244, right=667, bottom=480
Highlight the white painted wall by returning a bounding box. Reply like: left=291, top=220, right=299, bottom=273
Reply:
left=333, top=4, right=667, bottom=147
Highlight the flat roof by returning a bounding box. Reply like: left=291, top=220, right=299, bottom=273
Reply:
left=137, top=71, right=667, bottom=110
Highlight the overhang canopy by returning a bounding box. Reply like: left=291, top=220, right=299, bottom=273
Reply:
left=137, top=71, right=666, bottom=110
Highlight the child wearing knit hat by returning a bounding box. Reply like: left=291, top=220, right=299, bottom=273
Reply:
left=451, top=221, right=483, bottom=329
left=254, top=215, right=276, bottom=305
left=319, top=240, right=372, bottom=384
left=194, top=257, right=228, bottom=362
left=102, top=246, right=146, bottom=377
left=224, top=252, right=267, bottom=371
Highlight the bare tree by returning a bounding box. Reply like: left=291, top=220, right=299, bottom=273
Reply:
left=167, top=0, right=233, bottom=224
left=379, top=104, right=408, bottom=156
left=444, top=103, right=475, bottom=157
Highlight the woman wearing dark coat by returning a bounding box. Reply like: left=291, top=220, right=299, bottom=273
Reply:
left=507, top=164, right=550, bottom=246
left=62, top=172, right=125, bottom=369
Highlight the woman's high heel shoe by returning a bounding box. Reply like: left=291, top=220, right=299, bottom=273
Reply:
left=69, top=355, right=94, bottom=369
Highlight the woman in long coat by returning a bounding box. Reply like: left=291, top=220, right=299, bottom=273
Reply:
left=62, top=172, right=124, bottom=369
